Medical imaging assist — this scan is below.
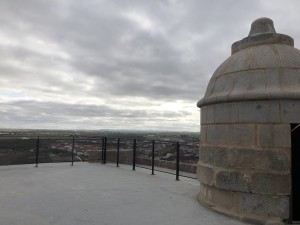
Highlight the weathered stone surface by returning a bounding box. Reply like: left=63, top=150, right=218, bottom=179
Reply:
left=238, top=101, right=280, bottom=123
left=248, top=18, right=276, bottom=36
left=276, top=44, right=300, bottom=68
left=200, top=125, right=207, bottom=144
left=232, top=24, right=294, bottom=54
left=212, top=57, right=232, bottom=78
left=214, top=103, right=239, bottom=123
left=229, top=70, right=266, bottom=100
left=202, top=167, right=291, bottom=195
left=251, top=173, right=290, bottom=195
left=197, top=18, right=298, bottom=224
left=280, top=101, right=300, bottom=123
left=201, top=77, right=216, bottom=101
left=265, top=69, right=300, bottom=99
left=264, top=221, right=286, bottom=225
left=251, top=45, right=280, bottom=69
left=206, top=124, right=226, bottom=145
left=198, top=184, right=289, bottom=224
left=227, top=124, right=255, bottom=146
left=223, top=48, right=251, bottom=73
left=257, top=124, right=291, bottom=148
left=201, top=103, right=239, bottom=124
left=199, top=145, right=290, bottom=172
left=239, top=193, right=289, bottom=218
left=215, top=170, right=251, bottom=192
left=197, top=163, right=215, bottom=186
left=206, top=105, right=215, bottom=124
left=200, top=106, right=207, bottom=123
left=214, top=103, right=231, bottom=123
left=199, top=183, right=235, bottom=211
left=213, top=74, right=235, bottom=100
left=198, top=45, right=300, bottom=108
left=278, top=68, right=300, bottom=93
left=231, top=103, right=239, bottom=123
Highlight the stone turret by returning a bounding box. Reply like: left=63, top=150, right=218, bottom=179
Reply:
left=197, top=18, right=300, bottom=224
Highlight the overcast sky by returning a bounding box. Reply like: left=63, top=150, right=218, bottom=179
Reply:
left=1, top=0, right=300, bottom=132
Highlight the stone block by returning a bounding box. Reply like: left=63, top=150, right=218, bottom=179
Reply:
left=199, top=184, right=235, bottom=211
left=229, top=70, right=266, bottom=100
left=227, top=124, right=255, bottom=146
left=199, top=145, right=290, bottom=172
left=276, top=44, right=300, bottom=68
left=280, top=100, right=300, bottom=123
left=202, top=77, right=216, bottom=99
left=206, top=124, right=226, bottom=145
left=265, top=68, right=300, bottom=98
left=213, top=74, right=235, bottom=101
left=200, top=125, right=207, bottom=144
left=278, top=68, right=300, bottom=93
left=212, top=57, right=232, bottom=78
left=238, top=101, right=280, bottom=123
left=223, top=48, right=250, bottom=73
left=257, top=124, right=291, bottom=148
left=215, top=103, right=231, bottom=123
left=238, top=192, right=289, bottom=218
left=200, top=106, right=207, bottom=123
left=251, top=45, right=280, bottom=69
left=251, top=172, right=290, bottom=195
left=199, top=145, right=227, bottom=167
left=197, top=163, right=215, bottom=186
left=230, top=103, right=239, bottom=123
left=215, top=170, right=251, bottom=192
left=265, top=68, right=283, bottom=99
left=206, top=104, right=215, bottom=124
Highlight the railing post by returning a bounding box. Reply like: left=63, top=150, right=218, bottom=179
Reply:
left=117, top=138, right=120, bottom=167
left=101, top=137, right=104, bottom=164
left=35, top=136, right=40, bottom=167
left=104, top=137, right=107, bottom=164
left=71, top=135, right=75, bottom=166
left=151, top=140, right=155, bottom=175
left=176, top=142, right=180, bottom=181
left=132, top=139, right=136, bottom=170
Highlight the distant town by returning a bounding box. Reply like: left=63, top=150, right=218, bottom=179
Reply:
left=0, top=129, right=199, bottom=166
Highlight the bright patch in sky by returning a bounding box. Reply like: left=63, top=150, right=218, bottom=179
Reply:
left=1, top=91, right=25, bottom=98
left=124, top=11, right=154, bottom=31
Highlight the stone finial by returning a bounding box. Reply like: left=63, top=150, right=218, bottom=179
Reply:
left=231, top=17, right=293, bottom=55
left=248, top=17, right=276, bottom=36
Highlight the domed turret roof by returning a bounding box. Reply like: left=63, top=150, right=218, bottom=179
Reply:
left=197, top=18, right=300, bottom=108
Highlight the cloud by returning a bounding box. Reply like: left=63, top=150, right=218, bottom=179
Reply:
left=0, top=0, right=300, bottom=131
left=0, top=100, right=196, bottom=130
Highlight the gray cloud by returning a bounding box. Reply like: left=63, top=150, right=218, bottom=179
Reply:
left=1, top=0, right=300, bottom=130
left=0, top=100, right=192, bottom=129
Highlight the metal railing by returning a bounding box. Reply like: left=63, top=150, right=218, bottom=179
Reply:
left=0, top=135, right=198, bottom=180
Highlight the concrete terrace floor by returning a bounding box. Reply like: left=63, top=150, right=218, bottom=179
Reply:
left=0, top=162, right=248, bottom=225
